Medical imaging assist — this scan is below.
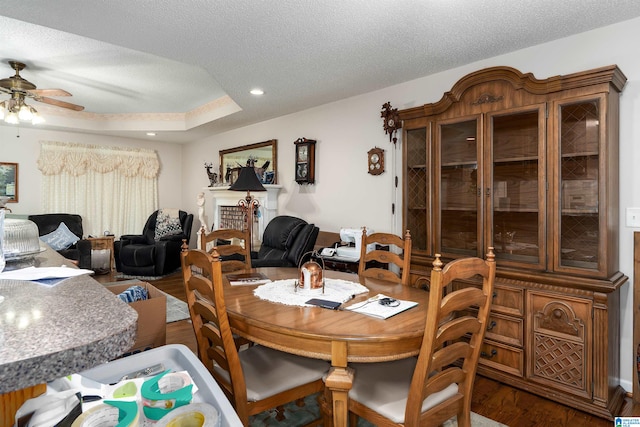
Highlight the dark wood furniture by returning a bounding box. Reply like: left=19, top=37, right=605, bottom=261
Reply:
left=223, top=267, right=432, bottom=427
left=398, top=65, right=627, bottom=419
left=634, top=232, right=640, bottom=404
left=294, top=137, right=316, bottom=184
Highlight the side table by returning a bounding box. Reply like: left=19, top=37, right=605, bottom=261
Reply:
left=87, top=236, right=115, bottom=273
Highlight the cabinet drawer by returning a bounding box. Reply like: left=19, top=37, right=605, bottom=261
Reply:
left=491, top=284, right=523, bottom=316
left=485, top=312, right=523, bottom=347
left=478, top=340, right=523, bottom=377
left=453, top=281, right=523, bottom=316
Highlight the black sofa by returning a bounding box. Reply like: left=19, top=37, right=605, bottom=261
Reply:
left=251, top=215, right=319, bottom=268
left=115, top=209, right=193, bottom=276
left=28, top=213, right=91, bottom=268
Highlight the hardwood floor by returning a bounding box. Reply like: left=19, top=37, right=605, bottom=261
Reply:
left=96, top=270, right=639, bottom=426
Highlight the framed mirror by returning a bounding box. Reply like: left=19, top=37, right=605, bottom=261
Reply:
left=219, top=139, right=277, bottom=185
left=0, top=162, right=18, bottom=202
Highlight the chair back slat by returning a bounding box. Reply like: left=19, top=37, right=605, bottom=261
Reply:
left=404, top=248, right=496, bottom=427
left=200, top=228, right=252, bottom=273
left=181, top=249, right=249, bottom=422
left=182, top=247, right=327, bottom=427
left=358, top=228, right=412, bottom=286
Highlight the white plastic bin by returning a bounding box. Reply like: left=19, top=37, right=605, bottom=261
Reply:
left=77, top=344, right=242, bottom=426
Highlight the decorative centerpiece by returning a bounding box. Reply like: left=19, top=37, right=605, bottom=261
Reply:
left=297, top=251, right=325, bottom=293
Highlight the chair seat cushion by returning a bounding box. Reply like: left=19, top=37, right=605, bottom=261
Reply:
left=213, top=345, right=328, bottom=402
left=349, top=358, right=458, bottom=424
left=119, top=244, right=156, bottom=267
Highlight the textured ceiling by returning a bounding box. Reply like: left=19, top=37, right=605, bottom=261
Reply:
left=1, top=0, right=640, bottom=143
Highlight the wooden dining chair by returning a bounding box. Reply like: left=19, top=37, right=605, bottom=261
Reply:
left=200, top=227, right=252, bottom=272
left=358, top=228, right=412, bottom=286
left=346, top=248, right=496, bottom=427
left=181, top=248, right=328, bottom=426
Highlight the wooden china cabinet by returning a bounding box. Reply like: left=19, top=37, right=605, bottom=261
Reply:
left=399, top=65, right=627, bottom=419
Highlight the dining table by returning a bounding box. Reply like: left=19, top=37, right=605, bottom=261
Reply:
left=223, top=267, right=430, bottom=427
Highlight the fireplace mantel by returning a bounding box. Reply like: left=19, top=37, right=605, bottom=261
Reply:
left=203, top=185, right=282, bottom=246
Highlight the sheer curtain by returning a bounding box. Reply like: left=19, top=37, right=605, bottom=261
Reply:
left=37, top=141, right=159, bottom=237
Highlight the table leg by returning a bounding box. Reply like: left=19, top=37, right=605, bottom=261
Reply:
left=325, top=366, right=354, bottom=427
left=325, top=340, right=354, bottom=427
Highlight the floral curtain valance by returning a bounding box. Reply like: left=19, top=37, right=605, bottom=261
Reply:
left=37, top=141, right=160, bottom=178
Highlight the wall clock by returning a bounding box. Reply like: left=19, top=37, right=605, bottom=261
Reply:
left=381, top=102, right=401, bottom=144
left=294, top=137, right=316, bottom=184
left=368, top=147, right=385, bottom=175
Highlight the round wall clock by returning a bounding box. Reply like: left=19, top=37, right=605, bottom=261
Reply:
left=368, top=147, right=385, bottom=175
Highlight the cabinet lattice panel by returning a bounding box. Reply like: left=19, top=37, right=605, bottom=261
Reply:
left=534, top=335, right=585, bottom=389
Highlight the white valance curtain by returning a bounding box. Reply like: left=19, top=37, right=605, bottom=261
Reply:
left=37, top=141, right=159, bottom=237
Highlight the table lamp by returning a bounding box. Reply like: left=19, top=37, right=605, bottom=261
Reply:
left=229, top=166, right=266, bottom=251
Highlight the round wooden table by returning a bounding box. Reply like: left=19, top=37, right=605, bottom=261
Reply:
left=224, top=267, right=430, bottom=427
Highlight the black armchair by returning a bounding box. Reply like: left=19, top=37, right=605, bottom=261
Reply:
left=28, top=213, right=91, bottom=268
left=115, top=209, right=193, bottom=276
left=251, top=215, right=319, bottom=268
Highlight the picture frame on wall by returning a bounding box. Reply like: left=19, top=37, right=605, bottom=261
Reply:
left=0, top=162, right=18, bottom=202
left=219, top=139, right=277, bottom=185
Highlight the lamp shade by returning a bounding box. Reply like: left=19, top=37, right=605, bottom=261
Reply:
left=229, top=167, right=266, bottom=192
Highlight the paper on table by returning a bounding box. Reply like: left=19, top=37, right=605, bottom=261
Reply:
left=226, top=272, right=272, bottom=286
left=344, top=293, right=418, bottom=319
left=0, top=266, right=94, bottom=281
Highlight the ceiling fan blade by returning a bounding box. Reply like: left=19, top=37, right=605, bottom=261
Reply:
left=33, top=95, right=84, bottom=111
left=29, top=89, right=72, bottom=97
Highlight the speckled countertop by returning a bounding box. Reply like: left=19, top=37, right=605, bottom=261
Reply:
left=0, top=248, right=138, bottom=394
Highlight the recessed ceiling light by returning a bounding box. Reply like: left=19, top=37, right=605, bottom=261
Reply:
left=146, top=132, right=156, bottom=136
left=250, top=88, right=264, bottom=96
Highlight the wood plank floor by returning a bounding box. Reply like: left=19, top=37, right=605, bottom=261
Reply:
left=96, top=270, right=640, bottom=426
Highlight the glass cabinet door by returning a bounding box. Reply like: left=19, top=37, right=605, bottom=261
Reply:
left=489, top=106, right=545, bottom=268
left=555, top=96, right=602, bottom=272
left=438, top=118, right=480, bottom=257
left=404, top=125, right=429, bottom=254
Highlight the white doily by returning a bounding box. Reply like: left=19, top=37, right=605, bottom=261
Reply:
left=253, top=278, right=369, bottom=307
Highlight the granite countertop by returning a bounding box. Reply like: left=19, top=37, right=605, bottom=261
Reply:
left=0, top=247, right=138, bottom=393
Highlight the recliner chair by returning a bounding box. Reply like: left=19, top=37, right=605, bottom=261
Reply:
left=251, top=215, right=319, bottom=268
left=115, top=209, right=193, bottom=276
left=28, top=213, right=91, bottom=268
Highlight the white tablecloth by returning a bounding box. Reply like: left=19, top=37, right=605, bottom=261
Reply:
left=254, top=278, right=369, bottom=307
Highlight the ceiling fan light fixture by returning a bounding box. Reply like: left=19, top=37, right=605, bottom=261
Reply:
left=18, top=103, right=33, bottom=121
left=0, top=60, right=84, bottom=123
left=4, top=110, right=19, bottom=124
left=31, top=108, right=44, bottom=125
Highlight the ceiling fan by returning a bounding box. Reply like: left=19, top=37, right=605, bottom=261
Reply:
left=0, top=60, right=84, bottom=124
